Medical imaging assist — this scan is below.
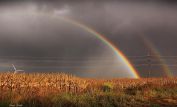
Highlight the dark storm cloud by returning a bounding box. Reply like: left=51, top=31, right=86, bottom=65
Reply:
left=36, top=0, right=177, bottom=55
left=0, top=0, right=177, bottom=77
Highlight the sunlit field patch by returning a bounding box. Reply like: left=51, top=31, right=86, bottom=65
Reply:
left=0, top=73, right=176, bottom=107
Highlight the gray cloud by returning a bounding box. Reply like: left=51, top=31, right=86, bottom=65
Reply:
left=0, top=1, right=177, bottom=77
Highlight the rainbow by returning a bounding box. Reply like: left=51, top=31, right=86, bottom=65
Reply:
left=139, top=35, right=173, bottom=77
left=50, top=15, right=140, bottom=78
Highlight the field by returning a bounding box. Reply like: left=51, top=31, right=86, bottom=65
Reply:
left=0, top=73, right=177, bottom=107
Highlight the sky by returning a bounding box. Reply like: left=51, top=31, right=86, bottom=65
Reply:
left=0, top=0, right=177, bottom=78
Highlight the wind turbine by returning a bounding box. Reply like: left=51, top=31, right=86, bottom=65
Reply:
left=12, top=64, right=24, bottom=74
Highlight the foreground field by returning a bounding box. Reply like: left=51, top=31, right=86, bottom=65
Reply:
left=0, top=73, right=177, bottom=107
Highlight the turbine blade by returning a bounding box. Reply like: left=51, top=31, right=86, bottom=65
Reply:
left=12, top=64, right=17, bottom=71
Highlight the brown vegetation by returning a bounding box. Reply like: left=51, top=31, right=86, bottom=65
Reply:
left=0, top=72, right=176, bottom=107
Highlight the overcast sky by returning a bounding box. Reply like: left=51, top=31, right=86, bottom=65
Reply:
left=0, top=0, right=176, bottom=78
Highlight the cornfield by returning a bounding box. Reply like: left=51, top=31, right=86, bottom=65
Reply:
left=0, top=72, right=177, bottom=106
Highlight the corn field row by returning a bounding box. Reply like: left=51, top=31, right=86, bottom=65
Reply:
left=0, top=72, right=176, bottom=104
left=0, top=73, right=176, bottom=93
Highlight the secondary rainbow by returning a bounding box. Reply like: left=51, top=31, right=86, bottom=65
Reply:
left=130, top=27, right=172, bottom=77
left=51, top=15, right=140, bottom=78
left=139, top=35, right=172, bottom=77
